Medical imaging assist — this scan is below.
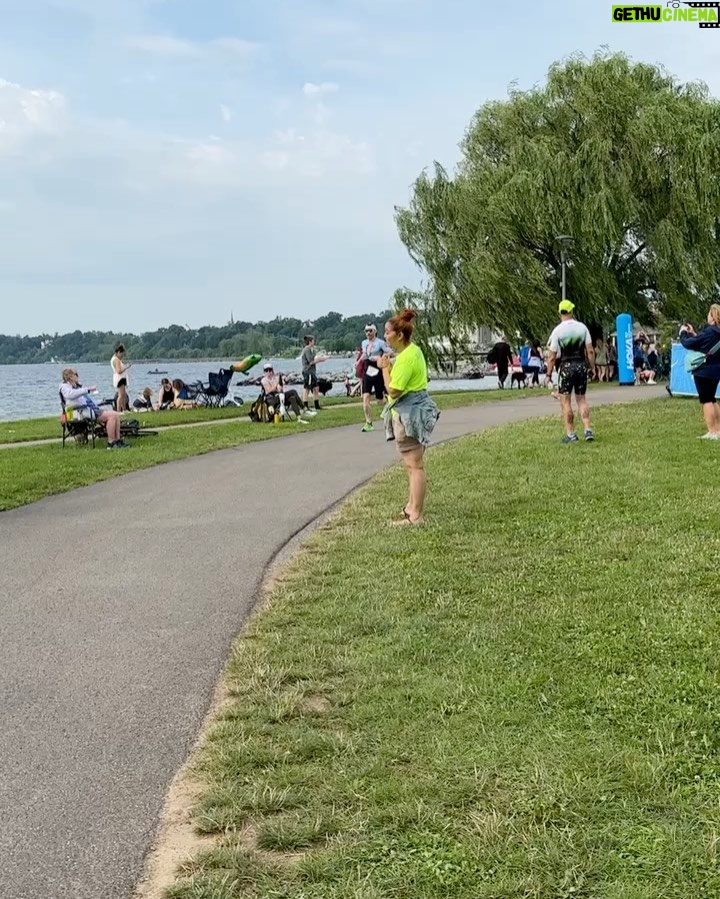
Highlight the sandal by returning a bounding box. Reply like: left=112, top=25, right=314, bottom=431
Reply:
left=391, top=512, right=423, bottom=527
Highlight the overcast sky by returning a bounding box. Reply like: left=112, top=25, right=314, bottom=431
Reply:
left=1, top=0, right=718, bottom=336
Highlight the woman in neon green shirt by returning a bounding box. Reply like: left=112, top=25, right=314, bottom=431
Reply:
left=377, top=309, right=439, bottom=525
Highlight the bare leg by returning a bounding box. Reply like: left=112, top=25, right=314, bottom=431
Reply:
left=576, top=394, right=593, bottom=433
left=362, top=392, right=372, bottom=424
left=559, top=394, right=575, bottom=435
left=403, top=447, right=426, bottom=522
left=100, top=411, right=120, bottom=442
left=702, top=402, right=720, bottom=434
left=117, top=385, right=128, bottom=412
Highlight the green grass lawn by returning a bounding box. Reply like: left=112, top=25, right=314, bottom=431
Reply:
left=0, top=395, right=382, bottom=443
left=0, top=390, right=526, bottom=511
left=0, top=404, right=248, bottom=443
left=0, top=384, right=619, bottom=444
left=168, top=399, right=720, bottom=899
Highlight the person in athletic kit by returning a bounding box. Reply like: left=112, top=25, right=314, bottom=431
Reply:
left=360, top=323, right=391, bottom=432
left=545, top=300, right=596, bottom=443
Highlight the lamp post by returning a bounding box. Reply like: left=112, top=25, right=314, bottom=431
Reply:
left=555, top=235, right=574, bottom=302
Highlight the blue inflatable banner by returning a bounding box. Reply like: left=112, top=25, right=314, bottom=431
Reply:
left=616, top=313, right=635, bottom=385
left=670, top=342, right=698, bottom=397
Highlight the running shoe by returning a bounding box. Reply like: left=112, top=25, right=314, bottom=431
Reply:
left=361, top=423, right=374, bottom=432
left=561, top=433, right=579, bottom=444
left=584, top=429, right=594, bottom=441
left=698, top=432, right=720, bottom=440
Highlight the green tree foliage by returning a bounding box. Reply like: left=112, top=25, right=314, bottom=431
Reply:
left=0, top=311, right=392, bottom=364
left=395, top=52, right=720, bottom=342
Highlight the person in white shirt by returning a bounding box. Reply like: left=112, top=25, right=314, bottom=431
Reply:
left=261, top=364, right=306, bottom=422
left=110, top=343, right=131, bottom=412
left=545, top=300, right=596, bottom=443
left=360, top=324, right=391, bottom=432
left=60, top=368, right=126, bottom=448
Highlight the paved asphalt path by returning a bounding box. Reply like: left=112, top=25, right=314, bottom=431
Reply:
left=0, top=386, right=660, bottom=899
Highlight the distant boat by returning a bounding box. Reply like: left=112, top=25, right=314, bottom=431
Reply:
left=147, top=369, right=168, bottom=375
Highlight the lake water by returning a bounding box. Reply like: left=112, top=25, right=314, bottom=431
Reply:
left=0, top=359, right=497, bottom=422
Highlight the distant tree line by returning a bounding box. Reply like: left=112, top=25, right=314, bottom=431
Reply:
left=0, top=310, right=393, bottom=364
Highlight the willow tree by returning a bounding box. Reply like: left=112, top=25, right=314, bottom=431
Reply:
left=395, top=52, right=720, bottom=341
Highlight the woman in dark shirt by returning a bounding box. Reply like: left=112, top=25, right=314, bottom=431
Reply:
left=158, top=378, right=174, bottom=409
left=680, top=304, right=720, bottom=439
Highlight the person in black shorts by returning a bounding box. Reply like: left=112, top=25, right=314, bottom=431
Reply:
left=545, top=300, right=596, bottom=443
left=111, top=343, right=131, bottom=412
left=680, top=305, right=720, bottom=439
left=360, top=323, right=391, bottom=432
left=301, top=335, right=327, bottom=413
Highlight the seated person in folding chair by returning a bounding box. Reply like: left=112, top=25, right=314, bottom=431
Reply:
left=60, top=368, right=128, bottom=448
left=261, top=364, right=306, bottom=421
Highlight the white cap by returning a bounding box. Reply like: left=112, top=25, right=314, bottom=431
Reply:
left=263, top=363, right=273, bottom=370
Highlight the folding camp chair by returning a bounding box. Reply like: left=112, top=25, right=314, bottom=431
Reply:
left=60, top=392, right=159, bottom=447
left=197, top=368, right=234, bottom=407
left=60, top=391, right=99, bottom=448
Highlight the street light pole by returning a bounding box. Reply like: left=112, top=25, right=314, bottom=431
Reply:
left=555, top=235, right=574, bottom=302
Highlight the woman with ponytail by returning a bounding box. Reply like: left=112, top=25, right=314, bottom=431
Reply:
left=377, top=309, right=439, bottom=525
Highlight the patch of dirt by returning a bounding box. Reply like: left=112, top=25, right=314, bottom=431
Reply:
left=134, top=511, right=340, bottom=896
left=240, top=821, right=312, bottom=869
left=133, top=770, right=214, bottom=899
left=301, top=693, right=331, bottom=714
left=133, top=678, right=232, bottom=899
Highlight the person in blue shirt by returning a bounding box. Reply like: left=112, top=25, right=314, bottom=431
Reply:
left=520, top=341, right=531, bottom=374
left=680, top=304, right=720, bottom=439
left=360, top=323, right=391, bottom=432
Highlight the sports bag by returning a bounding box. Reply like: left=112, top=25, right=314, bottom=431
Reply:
left=684, top=338, right=720, bottom=373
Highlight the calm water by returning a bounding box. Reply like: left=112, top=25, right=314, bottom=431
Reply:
left=0, top=359, right=496, bottom=422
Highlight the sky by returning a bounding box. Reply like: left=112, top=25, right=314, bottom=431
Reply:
left=1, top=0, right=719, bottom=336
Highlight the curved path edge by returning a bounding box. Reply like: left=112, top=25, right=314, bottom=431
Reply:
left=0, top=386, right=662, bottom=899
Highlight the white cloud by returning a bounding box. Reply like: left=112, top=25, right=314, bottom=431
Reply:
left=0, top=78, right=66, bottom=151
left=312, top=102, right=331, bottom=126
left=127, top=35, right=260, bottom=59
left=322, top=58, right=377, bottom=76
left=302, top=82, right=339, bottom=96
left=220, top=104, right=232, bottom=123
left=187, top=140, right=234, bottom=166
left=126, top=35, right=200, bottom=56
left=262, top=150, right=290, bottom=171
left=261, top=127, right=373, bottom=178
left=173, top=119, right=374, bottom=185
left=211, top=38, right=259, bottom=58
